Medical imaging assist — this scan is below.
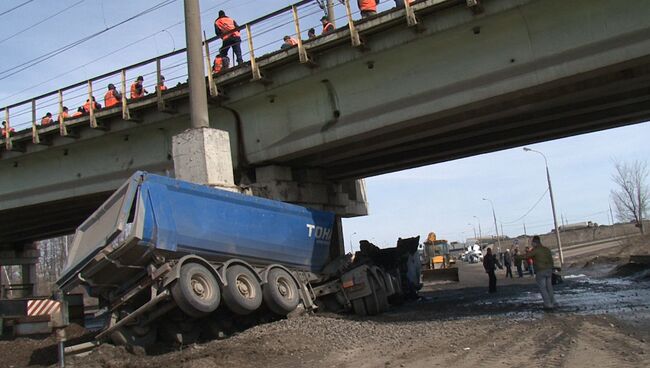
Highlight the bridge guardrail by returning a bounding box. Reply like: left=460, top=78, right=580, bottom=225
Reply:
left=1, top=0, right=459, bottom=153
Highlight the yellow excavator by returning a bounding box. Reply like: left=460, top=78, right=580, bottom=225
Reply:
left=421, top=232, right=460, bottom=282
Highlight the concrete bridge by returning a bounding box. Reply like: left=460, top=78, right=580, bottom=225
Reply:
left=2, top=0, right=650, bottom=249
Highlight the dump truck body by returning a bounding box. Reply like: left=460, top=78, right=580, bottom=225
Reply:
left=56, top=172, right=398, bottom=350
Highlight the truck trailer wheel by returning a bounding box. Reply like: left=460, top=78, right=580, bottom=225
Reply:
left=171, top=263, right=221, bottom=318
left=363, top=274, right=381, bottom=316
left=223, top=265, right=263, bottom=315
left=263, top=268, right=300, bottom=315
left=111, top=325, right=157, bottom=348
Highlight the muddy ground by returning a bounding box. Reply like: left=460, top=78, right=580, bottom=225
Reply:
left=1, top=240, right=649, bottom=368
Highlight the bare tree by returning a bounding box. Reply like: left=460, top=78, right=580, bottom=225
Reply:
left=610, top=159, right=648, bottom=234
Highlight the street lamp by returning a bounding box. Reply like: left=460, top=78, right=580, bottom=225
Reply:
left=523, top=147, right=564, bottom=266
left=482, top=198, right=502, bottom=252
left=468, top=223, right=477, bottom=239
left=473, top=215, right=482, bottom=240
left=348, top=232, right=357, bottom=254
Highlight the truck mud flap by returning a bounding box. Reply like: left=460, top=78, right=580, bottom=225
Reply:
left=421, top=268, right=459, bottom=282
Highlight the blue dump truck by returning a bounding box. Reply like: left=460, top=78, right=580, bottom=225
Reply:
left=57, top=172, right=401, bottom=347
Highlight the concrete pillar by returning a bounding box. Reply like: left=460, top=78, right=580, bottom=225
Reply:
left=172, top=128, right=236, bottom=191
left=21, top=264, right=37, bottom=298
left=251, top=165, right=369, bottom=217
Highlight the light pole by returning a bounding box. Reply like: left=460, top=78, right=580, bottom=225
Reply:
left=468, top=223, right=477, bottom=239
left=348, top=232, right=357, bottom=254
left=473, top=215, right=482, bottom=240
left=523, top=147, right=564, bottom=266
left=482, top=198, right=502, bottom=252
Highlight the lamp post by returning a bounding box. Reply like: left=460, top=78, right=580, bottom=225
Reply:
left=482, top=198, right=502, bottom=252
left=348, top=232, right=357, bottom=254
left=523, top=147, right=564, bottom=266
left=468, top=223, right=477, bottom=239
left=473, top=215, right=482, bottom=240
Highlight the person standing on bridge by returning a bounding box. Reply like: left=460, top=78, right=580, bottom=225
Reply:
left=483, top=247, right=501, bottom=293
left=358, top=0, right=378, bottom=18
left=280, top=35, right=298, bottom=50
left=526, top=236, right=557, bottom=310
left=1, top=121, right=14, bottom=137
left=213, top=54, right=230, bottom=74
left=214, top=10, right=244, bottom=66
left=130, top=76, right=148, bottom=100
left=104, top=84, right=122, bottom=108
left=40, top=112, right=53, bottom=126
left=320, top=16, right=334, bottom=35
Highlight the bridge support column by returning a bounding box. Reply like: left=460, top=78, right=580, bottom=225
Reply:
left=251, top=165, right=368, bottom=259
left=0, top=243, right=39, bottom=298
left=171, top=128, right=236, bottom=191
left=251, top=165, right=368, bottom=217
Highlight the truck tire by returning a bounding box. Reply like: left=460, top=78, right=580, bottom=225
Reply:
left=374, top=275, right=389, bottom=313
left=111, top=325, right=157, bottom=347
left=222, top=265, right=263, bottom=315
left=263, top=268, right=300, bottom=315
left=171, top=263, right=221, bottom=318
left=363, top=275, right=381, bottom=316
left=352, top=298, right=367, bottom=316
left=159, top=320, right=200, bottom=345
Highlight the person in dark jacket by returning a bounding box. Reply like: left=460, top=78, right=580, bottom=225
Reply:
left=503, top=249, right=513, bottom=278
left=483, top=247, right=501, bottom=293
left=513, top=248, right=524, bottom=277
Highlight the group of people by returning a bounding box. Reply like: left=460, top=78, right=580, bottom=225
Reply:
left=483, top=236, right=558, bottom=310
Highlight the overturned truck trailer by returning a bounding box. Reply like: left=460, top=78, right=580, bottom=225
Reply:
left=57, top=172, right=401, bottom=347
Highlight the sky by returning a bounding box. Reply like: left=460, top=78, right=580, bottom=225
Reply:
left=1, top=1, right=648, bottom=251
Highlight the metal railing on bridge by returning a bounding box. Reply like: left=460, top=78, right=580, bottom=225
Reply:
left=0, top=0, right=451, bottom=152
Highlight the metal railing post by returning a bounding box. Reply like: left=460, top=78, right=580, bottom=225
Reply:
left=121, top=70, right=131, bottom=121
left=245, top=24, right=263, bottom=81
left=4, top=108, right=12, bottom=151
left=292, top=5, right=310, bottom=64
left=203, top=31, right=218, bottom=97
left=344, top=0, right=362, bottom=47
left=87, top=80, right=97, bottom=128
left=31, top=99, right=40, bottom=144
left=58, top=90, right=68, bottom=136
left=155, top=59, right=167, bottom=111
left=404, top=0, right=418, bottom=27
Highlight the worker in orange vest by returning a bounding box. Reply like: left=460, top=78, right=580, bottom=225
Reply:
left=214, top=10, right=243, bottom=65
left=212, top=54, right=230, bottom=74
left=358, top=0, right=378, bottom=18
left=130, top=76, right=148, bottom=100
left=40, top=112, right=53, bottom=126
left=58, top=106, right=69, bottom=123
left=83, top=97, right=101, bottom=113
left=280, top=35, right=298, bottom=50
left=104, top=83, right=122, bottom=108
left=1, top=121, right=14, bottom=137
left=320, top=16, right=334, bottom=35
left=156, top=75, right=167, bottom=93
left=71, top=107, right=84, bottom=118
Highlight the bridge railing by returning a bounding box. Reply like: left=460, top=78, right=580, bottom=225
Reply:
left=1, top=0, right=434, bottom=151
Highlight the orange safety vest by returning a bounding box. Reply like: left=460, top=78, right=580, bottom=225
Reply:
left=286, top=37, right=298, bottom=46
left=58, top=111, right=68, bottom=122
left=41, top=116, right=53, bottom=126
left=213, top=56, right=224, bottom=74
left=72, top=111, right=83, bottom=117
left=215, top=17, right=240, bottom=40
left=322, top=22, right=334, bottom=34
left=358, top=0, right=377, bottom=12
left=158, top=84, right=167, bottom=91
left=83, top=100, right=98, bottom=113
left=105, top=90, right=120, bottom=108
left=130, top=82, right=144, bottom=99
